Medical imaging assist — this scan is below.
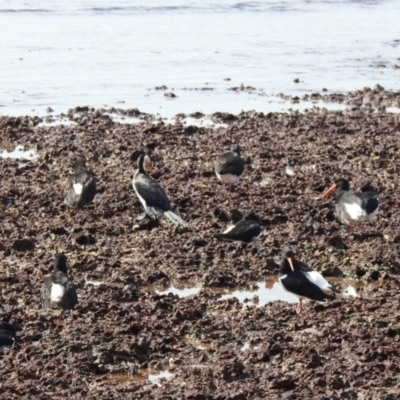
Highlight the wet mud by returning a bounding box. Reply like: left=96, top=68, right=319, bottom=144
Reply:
left=1, top=87, right=400, bottom=398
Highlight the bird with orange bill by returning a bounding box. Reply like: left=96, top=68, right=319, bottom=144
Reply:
left=278, top=248, right=342, bottom=314
left=322, top=178, right=379, bottom=226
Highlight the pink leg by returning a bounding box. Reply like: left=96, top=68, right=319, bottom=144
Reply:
left=296, top=298, right=303, bottom=314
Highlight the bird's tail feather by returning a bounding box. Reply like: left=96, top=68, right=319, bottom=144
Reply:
left=164, top=211, right=188, bottom=227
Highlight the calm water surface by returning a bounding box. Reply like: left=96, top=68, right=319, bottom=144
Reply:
left=1, top=0, right=399, bottom=117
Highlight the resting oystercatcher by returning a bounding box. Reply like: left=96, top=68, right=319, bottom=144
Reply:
left=278, top=248, right=340, bottom=314
left=41, top=254, right=78, bottom=312
left=215, top=144, right=245, bottom=191
left=0, top=321, right=16, bottom=348
left=132, top=154, right=188, bottom=226
left=215, top=212, right=261, bottom=243
left=322, top=178, right=379, bottom=226
left=63, top=154, right=96, bottom=210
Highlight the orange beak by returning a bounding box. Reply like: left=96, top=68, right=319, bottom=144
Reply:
left=287, top=257, right=295, bottom=272
left=322, top=183, right=337, bottom=198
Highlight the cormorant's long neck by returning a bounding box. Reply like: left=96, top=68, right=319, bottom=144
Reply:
left=54, top=256, right=67, bottom=274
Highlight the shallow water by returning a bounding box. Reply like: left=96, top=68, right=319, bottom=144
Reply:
left=1, top=0, right=399, bottom=117
left=154, top=276, right=360, bottom=307
left=0, top=145, right=38, bottom=160
left=154, top=277, right=298, bottom=304
left=219, top=279, right=299, bottom=306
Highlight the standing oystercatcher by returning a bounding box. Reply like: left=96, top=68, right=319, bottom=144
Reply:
left=41, top=254, right=78, bottom=312
left=132, top=154, right=188, bottom=226
left=215, top=144, right=245, bottom=192
left=322, top=178, right=379, bottom=226
left=63, top=154, right=96, bottom=210
left=214, top=212, right=261, bottom=243
left=279, top=248, right=340, bottom=314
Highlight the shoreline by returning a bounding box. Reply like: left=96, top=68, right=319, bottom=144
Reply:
left=1, top=86, right=400, bottom=397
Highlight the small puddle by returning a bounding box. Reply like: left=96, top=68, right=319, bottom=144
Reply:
left=219, top=279, right=298, bottom=307
left=155, top=284, right=201, bottom=298
left=107, top=368, right=174, bottom=387
left=150, top=276, right=359, bottom=308
left=0, top=145, right=38, bottom=160
left=181, top=334, right=214, bottom=350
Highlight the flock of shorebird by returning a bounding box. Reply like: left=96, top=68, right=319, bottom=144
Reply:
left=0, top=145, right=379, bottom=348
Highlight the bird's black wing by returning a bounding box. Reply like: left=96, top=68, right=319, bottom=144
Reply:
left=297, top=261, right=313, bottom=272
left=61, top=279, right=78, bottom=310
left=0, top=332, right=15, bottom=347
left=77, top=173, right=97, bottom=208
left=133, top=174, right=172, bottom=212
left=357, top=191, right=379, bottom=215
left=215, top=153, right=244, bottom=176
left=280, top=271, right=334, bottom=302
left=215, top=220, right=261, bottom=243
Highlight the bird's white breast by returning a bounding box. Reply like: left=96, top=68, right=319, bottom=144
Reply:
left=73, top=183, right=83, bottom=195
left=51, top=284, right=65, bottom=302
left=343, top=202, right=365, bottom=221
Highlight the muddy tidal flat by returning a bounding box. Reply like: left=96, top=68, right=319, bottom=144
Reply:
left=1, top=87, right=400, bottom=399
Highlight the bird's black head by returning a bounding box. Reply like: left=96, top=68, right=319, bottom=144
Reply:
left=322, top=177, right=350, bottom=198
left=54, top=254, right=68, bottom=274
left=360, top=183, right=375, bottom=193
left=70, top=154, right=87, bottom=171
left=0, top=321, right=16, bottom=338
left=280, top=247, right=295, bottom=272
left=334, top=178, right=350, bottom=191
left=137, top=154, right=152, bottom=173
left=281, top=247, right=294, bottom=260
left=243, top=212, right=261, bottom=225
left=231, top=144, right=241, bottom=155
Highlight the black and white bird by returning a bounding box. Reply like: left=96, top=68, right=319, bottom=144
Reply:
left=215, top=144, right=245, bottom=191
left=132, top=154, right=188, bottom=226
left=63, top=155, right=96, bottom=210
left=322, top=178, right=379, bottom=226
left=215, top=213, right=261, bottom=243
left=279, top=248, right=342, bottom=314
left=41, top=254, right=78, bottom=311
left=0, top=321, right=16, bottom=348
